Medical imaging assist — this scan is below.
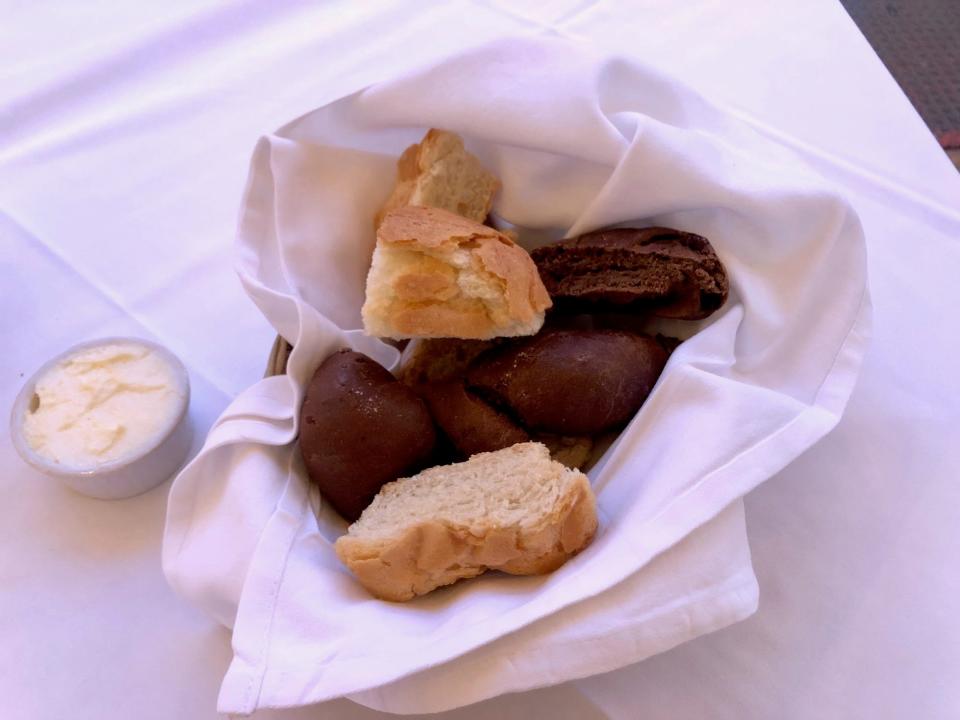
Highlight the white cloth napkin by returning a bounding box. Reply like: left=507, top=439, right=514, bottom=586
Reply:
left=162, top=37, right=869, bottom=715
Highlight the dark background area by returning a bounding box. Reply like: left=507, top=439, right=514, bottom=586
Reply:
left=841, top=0, right=959, bottom=166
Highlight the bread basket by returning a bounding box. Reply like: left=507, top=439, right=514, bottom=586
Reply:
left=264, top=335, right=292, bottom=378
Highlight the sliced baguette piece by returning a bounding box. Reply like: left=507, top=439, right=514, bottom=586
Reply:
left=362, top=206, right=551, bottom=340
left=334, top=442, right=598, bottom=601
left=375, top=129, right=500, bottom=227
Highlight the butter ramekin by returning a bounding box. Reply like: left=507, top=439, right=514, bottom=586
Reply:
left=10, top=337, right=192, bottom=500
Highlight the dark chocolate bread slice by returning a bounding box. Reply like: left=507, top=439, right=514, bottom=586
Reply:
left=531, top=227, right=728, bottom=320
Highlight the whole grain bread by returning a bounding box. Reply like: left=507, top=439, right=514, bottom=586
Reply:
left=362, top=206, right=551, bottom=340
left=375, top=129, right=500, bottom=227
left=334, top=442, right=598, bottom=601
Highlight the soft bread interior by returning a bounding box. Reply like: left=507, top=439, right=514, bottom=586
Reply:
left=375, top=129, right=499, bottom=226
left=347, top=442, right=578, bottom=539
left=335, top=442, right=598, bottom=600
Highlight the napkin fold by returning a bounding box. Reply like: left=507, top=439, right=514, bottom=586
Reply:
left=163, top=37, right=869, bottom=715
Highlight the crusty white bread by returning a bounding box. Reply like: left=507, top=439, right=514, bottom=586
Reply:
left=334, top=442, right=598, bottom=601
left=362, top=206, right=551, bottom=340
left=375, top=129, right=500, bottom=227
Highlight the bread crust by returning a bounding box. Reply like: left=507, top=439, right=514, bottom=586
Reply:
left=334, top=460, right=597, bottom=602
left=396, top=338, right=499, bottom=387
left=374, top=129, right=500, bottom=227
left=362, top=206, right=551, bottom=340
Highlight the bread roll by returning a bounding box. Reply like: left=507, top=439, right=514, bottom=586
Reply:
left=467, top=329, right=667, bottom=435
left=335, top=442, right=597, bottom=601
left=299, top=350, right=436, bottom=521
left=362, top=206, right=551, bottom=340
left=418, top=380, right=529, bottom=457
left=399, top=339, right=596, bottom=470
left=397, top=337, right=498, bottom=387
left=375, top=129, right=499, bottom=227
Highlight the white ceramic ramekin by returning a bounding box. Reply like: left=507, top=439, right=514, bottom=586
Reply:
left=10, top=337, right=192, bottom=500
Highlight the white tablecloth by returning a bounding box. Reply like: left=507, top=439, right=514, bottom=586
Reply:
left=2, top=2, right=959, bottom=719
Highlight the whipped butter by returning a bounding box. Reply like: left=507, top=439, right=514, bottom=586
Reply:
left=22, top=341, right=186, bottom=469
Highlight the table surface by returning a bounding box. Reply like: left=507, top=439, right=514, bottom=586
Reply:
left=3, top=2, right=960, bottom=719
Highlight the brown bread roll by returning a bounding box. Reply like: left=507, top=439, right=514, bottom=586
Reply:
left=397, top=338, right=498, bottom=387
left=418, top=380, right=529, bottom=457
left=531, top=227, right=728, bottom=320
left=299, top=350, right=436, bottom=522
left=467, top=330, right=667, bottom=435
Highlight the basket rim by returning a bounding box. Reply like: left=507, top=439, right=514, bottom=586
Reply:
left=265, top=335, right=292, bottom=378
